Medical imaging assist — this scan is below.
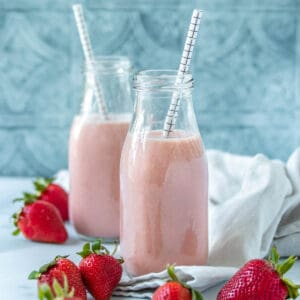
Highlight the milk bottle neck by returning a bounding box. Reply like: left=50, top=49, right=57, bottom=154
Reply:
left=130, top=69, right=199, bottom=137
left=80, top=56, right=133, bottom=118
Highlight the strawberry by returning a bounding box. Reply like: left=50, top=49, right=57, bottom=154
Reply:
left=29, top=256, right=87, bottom=300
left=38, top=275, right=82, bottom=299
left=77, top=240, right=123, bottom=300
left=34, top=177, right=69, bottom=221
left=217, top=247, right=300, bottom=300
left=12, top=194, right=68, bottom=243
left=152, top=265, right=203, bottom=300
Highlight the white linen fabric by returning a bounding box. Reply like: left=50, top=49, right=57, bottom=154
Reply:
left=56, top=148, right=300, bottom=299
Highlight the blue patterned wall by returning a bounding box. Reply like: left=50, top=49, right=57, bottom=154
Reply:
left=0, top=0, right=299, bottom=176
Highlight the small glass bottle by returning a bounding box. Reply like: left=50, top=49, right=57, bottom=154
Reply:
left=69, top=56, right=132, bottom=241
left=120, top=70, right=208, bottom=276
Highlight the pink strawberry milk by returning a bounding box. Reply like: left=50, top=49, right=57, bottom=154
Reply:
left=69, top=57, right=132, bottom=240
left=69, top=115, right=130, bottom=239
left=120, top=70, right=208, bottom=275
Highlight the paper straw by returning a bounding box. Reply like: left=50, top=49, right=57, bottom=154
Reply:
left=72, top=4, right=108, bottom=118
left=163, top=9, right=203, bottom=137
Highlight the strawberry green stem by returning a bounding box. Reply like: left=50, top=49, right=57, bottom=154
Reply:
left=111, top=241, right=119, bottom=256
left=117, top=257, right=125, bottom=264
left=167, top=265, right=180, bottom=282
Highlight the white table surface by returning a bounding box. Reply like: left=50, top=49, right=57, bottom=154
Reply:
left=1, top=177, right=299, bottom=299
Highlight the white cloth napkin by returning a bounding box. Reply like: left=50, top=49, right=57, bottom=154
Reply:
left=207, top=149, right=299, bottom=266
left=56, top=148, right=300, bottom=298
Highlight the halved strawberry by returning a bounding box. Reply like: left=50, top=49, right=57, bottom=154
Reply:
left=29, top=256, right=87, bottom=300
left=38, top=275, right=83, bottom=300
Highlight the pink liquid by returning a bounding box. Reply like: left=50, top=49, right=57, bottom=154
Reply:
left=120, top=131, right=208, bottom=276
left=69, top=114, right=130, bottom=239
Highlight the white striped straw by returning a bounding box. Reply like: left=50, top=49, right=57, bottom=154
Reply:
left=72, top=4, right=108, bottom=118
left=163, top=9, right=203, bottom=137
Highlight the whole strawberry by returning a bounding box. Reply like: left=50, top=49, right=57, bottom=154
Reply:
left=217, top=247, right=300, bottom=300
left=152, top=265, right=203, bottom=300
left=38, top=276, right=82, bottom=300
left=29, top=256, right=87, bottom=300
left=78, top=240, right=123, bottom=300
left=12, top=194, right=68, bottom=243
left=34, top=177, right=69, bottom=221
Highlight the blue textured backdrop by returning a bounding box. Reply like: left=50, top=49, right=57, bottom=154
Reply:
left=0, top=0, right=299, bottom=176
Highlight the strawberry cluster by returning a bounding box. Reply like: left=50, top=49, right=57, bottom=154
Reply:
left=30, top=241, right=123, bottom=300
left=12, top=177, right=69, bottom=243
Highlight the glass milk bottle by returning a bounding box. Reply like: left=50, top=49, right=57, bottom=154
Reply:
left=69, top=56, right=132, bottom=241
left=120, top=70, right=208, bottom=276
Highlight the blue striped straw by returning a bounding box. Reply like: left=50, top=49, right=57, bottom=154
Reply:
left=72, top=4, right=108, bottom=118
left=163, top=9, right=203, bottom=137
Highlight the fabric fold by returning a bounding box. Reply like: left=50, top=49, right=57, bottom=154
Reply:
left=207, top=151, right=292, bottom=266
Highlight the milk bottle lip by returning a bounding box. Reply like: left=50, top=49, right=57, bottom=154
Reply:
left=134, top=69, right=193, bottom=91
left=83, top=56, right=132, bottom=74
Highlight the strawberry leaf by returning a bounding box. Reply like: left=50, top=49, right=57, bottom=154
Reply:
left=192, top=289, right=203, bottom=300
left=11, top=209, right=22, bottom=236
left=34, top=179, right=46, bottom=193
left=282, top=278, right=300, bottom=299
left=269, top=246, right=280, bottom=265
left=45, top=177, right=55, bottom=185
left=13, top=192, right=37, bottom=205
left=276, top=256, right=297, bottom=276
left=77, top=242, right=92, bottom=258
left=34, top=177, right=55, bottom=194
left=92, top=240, right=102, bottom=253
left=13, top=197, right=25, bottom=202
left=38, top=284, right=54, bottom=300
left=12, top=228, right=20, bottom=236
left=28, top=270, right=42, bottom=280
